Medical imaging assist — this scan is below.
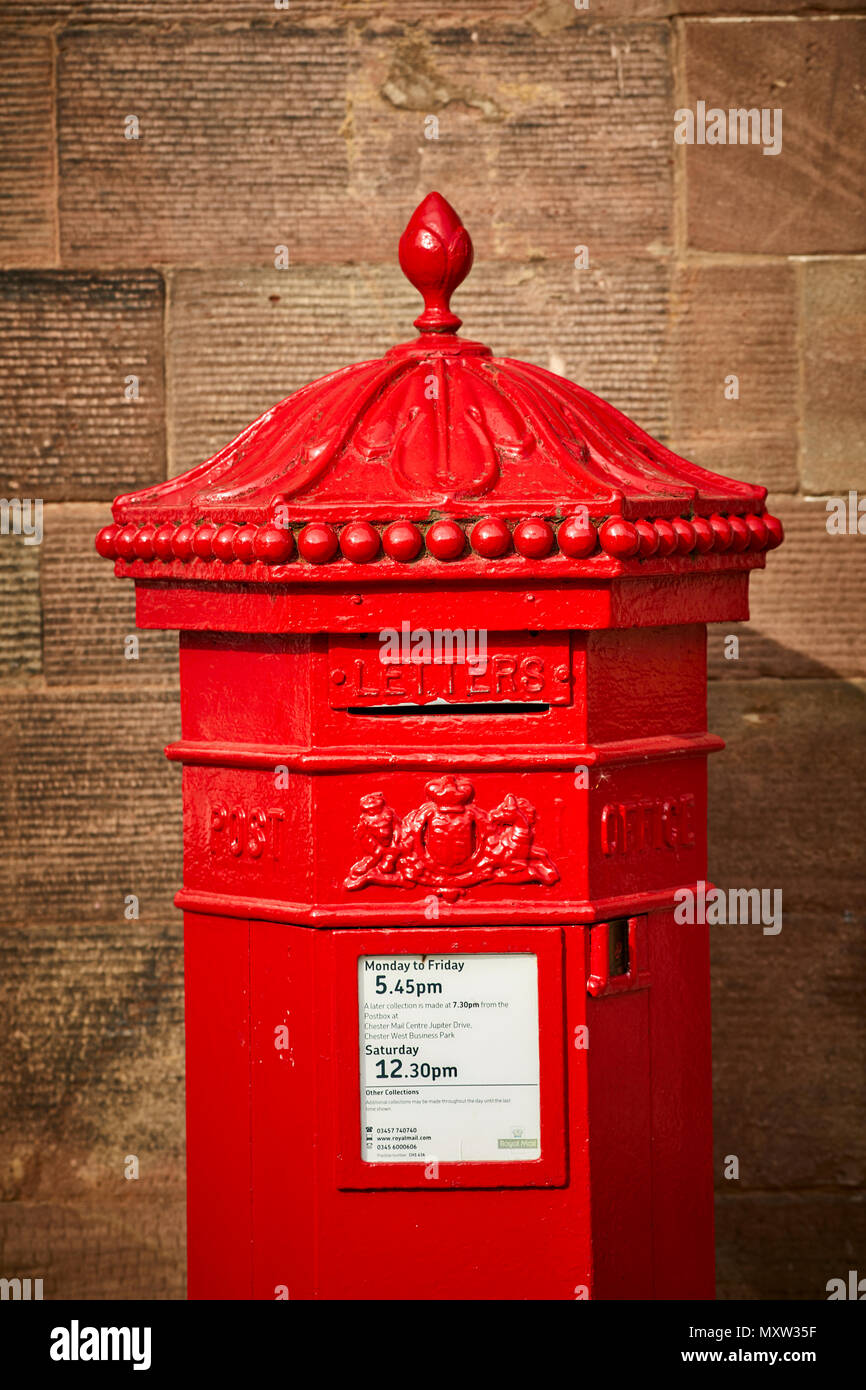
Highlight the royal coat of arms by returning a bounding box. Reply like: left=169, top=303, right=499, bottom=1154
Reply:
left=344, top=774, right=559, bottom=901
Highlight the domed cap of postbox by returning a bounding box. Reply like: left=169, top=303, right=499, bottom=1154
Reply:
left=96, top=192, right=783, bottom=579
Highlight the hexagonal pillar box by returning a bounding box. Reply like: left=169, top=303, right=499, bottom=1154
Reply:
left=96, top=194, right=782, bottom=1302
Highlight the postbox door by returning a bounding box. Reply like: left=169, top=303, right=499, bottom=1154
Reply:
left=246, top=921, right=597, bottom=1301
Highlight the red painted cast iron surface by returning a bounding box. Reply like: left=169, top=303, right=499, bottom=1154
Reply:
left=98, top=193, right=781, bottom=1300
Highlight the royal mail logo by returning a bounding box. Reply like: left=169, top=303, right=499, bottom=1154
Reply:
left=344, top=775, right=559, bottom=901
left=497, top=1125, right=539, bottom=1151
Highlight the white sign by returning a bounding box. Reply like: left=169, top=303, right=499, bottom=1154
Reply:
left=358, top=952, right=541, bottom=1164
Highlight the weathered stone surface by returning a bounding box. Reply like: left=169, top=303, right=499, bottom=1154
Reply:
left=0, top=913, right=185, bottom=1298
left=0, top=1, right=676, bottom=24
left=683, top=18, right=866, bottom=254
left=0, top=532, right=41, bottom=683
left=57, top=23, right=673, bottom=267
left=712, top=913, right=866, bottom=1193
left=708, top=496, right=866, bottom=681
left=41, top=504, right=177, bottom=687
left=169, top=258, right=671, bottom=473
left=0, top=1196, right=185, bottom=1300
left=670, top=263, right=798, bottom=494
left=0, top=690, right=182, bottom=926
left=0, top=272, right=166, bottom=500
left=0, top=33, right=56, bottom=268
left=801, top=259, right=866, bottom=494
left=349, top=24, right=673, bottom=263
left=684, top=0, right=860, bottom=9
left=707, top=679, right=866, bottom=915
left=715, top=1193, right=866, bottom=1301
left=0, top=921, right=183, bottom=1187
left=5, top=0, right=859, bottom=23
left=58, top=28, right=352, bottom=267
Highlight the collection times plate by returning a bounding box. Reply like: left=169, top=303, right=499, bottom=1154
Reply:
left=358, top=952, right=541, bottom=1164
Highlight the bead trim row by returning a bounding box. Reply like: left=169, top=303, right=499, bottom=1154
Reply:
left=96, top=513, right=784, bottom=567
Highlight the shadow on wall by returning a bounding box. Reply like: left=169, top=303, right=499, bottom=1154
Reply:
left=707, top=633, right=866, bottom=1301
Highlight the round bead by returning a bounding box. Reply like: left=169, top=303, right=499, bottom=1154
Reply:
left=211, top=524, right=238, bottom=562
left=95, top=524, right=119, bottom=559
left=513, top=518, right=555, bottom=559
left=171, top=523, right=196, bottom=561
left=254, top=525, right=295, bottom=563
left=153, top=523, right=176, bottom=561
left=691, top=516, right=714, bottom=554
left=599, top=517, right=640, bottom=559
left=192, top=523, right=217, bottom=560
left=728, top=515, right=750, bottom=553
left=340, top=521, right=380, bottom=564
left=557, top=513, right=597, bottom=558
left=426, top=520, right=466, bottom=561
left=671, top=517, right=696, bottom=554
left=382, top=521, right=423, bottom=562
left=470, top=516, right=512, bottom=558
left=233, top=525, right=257, bottom=563
left=115, top=524, right=139, bottom=561
left=709, top=514, right=733, bottom=551
left=746, top=514, right=768, bottom=550
left=634, top=519, right=659, bottom=558
left=653, top=519, right=677, bottom=557
left=298, top=522, right=338, bottom=564
left=133, top=524, right=157, bottom=561
left=763, top=514, right=784, bottom=549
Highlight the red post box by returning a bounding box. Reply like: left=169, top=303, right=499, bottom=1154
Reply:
left=96, top=193, right=783, bottom=1301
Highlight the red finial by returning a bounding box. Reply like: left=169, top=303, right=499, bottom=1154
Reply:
left=398, top=192, right=473, bottom=334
